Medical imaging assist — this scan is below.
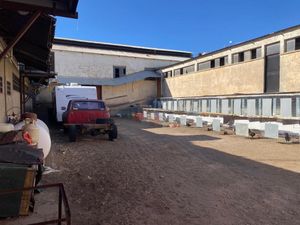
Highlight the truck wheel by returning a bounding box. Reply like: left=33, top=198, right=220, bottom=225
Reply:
left=108, top=124, right=118, bottom=141
left=68, top=125, right=77, bottom=142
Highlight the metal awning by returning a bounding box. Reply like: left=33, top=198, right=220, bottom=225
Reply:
left=0, top=9, right=56, bottom=72
left=57, top=70, right=162, bottom=86
left=0, top=0, right=79, bottom=18
left=0, top=9, right=57, bottom=72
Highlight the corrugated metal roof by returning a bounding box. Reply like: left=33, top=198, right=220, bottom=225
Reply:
left=54, top=38, right=192, bottom=58
left=57, top=70, right=161, bottom=86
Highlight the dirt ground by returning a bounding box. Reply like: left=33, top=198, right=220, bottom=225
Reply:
left=2, top=118, right=300, bottom=225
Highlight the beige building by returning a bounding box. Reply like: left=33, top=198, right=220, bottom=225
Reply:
left=161, top=25, right=300, bottom=98
left=49, top=38, right=191, bottom=110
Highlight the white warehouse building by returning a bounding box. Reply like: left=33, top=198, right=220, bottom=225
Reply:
left=38, top=38, right=191, bottom=115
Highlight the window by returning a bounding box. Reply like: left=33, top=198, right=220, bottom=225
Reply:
left=251, top=47, right=262, bottom=59
left=238, top=52, right=244, bottom=62
left=219, top=56, right=228, bottom=66
left=164, top=71, right=172, bottom=78
left=197, top=61, right=211, bottom=71
left=244, top=50, right=251, bottom=61
left=0, top=77, right=2, bottom=93
left=266, top=42, right=280, bottom=56
left=13, top=74, right=20, bottom=92
left=210, top=60, right=215, bottom=68
left=174, top=68, right=182, bottom=76
left=72, top=101, right=106, bottom=110
left=286, top=37, right=300, bottom=52
left=232, top=52, right=244, bottom=64
left=7, top=81, right=11, bottom=95
left=113, top=66, right=126, bottom=78
left=215, top=58, right=220, bottom=67
left=182, top=65, right=195, bottom=74
left=232, top=53, right=239, bottom=64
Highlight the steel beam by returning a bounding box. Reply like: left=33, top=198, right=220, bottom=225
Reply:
left=0, top=10, right=42, bottom=62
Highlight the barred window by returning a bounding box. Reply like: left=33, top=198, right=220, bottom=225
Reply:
left=7, top=81, right=11, bottom=95
left=13, top=74, right=20, bottom=92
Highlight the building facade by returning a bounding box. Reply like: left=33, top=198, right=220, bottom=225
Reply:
left=160, top=25, right=300, bottom=119
left=48, top=38, right=191, bottom=110
left=161, top=25, right=300, bottom=97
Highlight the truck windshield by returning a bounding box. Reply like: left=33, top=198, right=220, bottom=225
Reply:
left=72, top=101, right=105, bottom=110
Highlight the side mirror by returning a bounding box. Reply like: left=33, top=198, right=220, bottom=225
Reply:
left=61, top=106, right=66, bottom=111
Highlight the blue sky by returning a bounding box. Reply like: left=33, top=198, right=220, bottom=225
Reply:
left=56, top=0, right=300, bottom=56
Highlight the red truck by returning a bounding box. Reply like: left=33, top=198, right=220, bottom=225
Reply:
left=62, top=99, right=118, bottom=142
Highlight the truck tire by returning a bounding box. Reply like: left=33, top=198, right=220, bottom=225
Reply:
left=68, top=125, right=77, bottom=142
left=108, top=124, right=118, bottom=141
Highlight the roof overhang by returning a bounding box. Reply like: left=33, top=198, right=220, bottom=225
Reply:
left=0, top=9, right=56, bottom=71
left=0, top=0, right=79, bottom=18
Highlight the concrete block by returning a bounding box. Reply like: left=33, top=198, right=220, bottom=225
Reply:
left=264, top=123, right=279, bottom=139
left=212, top=119, right=221, bottom=132
left=196, top=117, right=203, bottom=127
left=180, top=116, right=186, bottom=126
left=235, top=123, right=249, bottom=137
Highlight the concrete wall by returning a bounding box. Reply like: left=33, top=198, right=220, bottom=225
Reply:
left=280, top=50, right=300, bottom=92
left=0, top=38, right=21, bottom=122
left=164, top=59, right=264, bottom=97
left=102, top=80, right=157, bottom=107
left=53, top=45, right=189, bottom=79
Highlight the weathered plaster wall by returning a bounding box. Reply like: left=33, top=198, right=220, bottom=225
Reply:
left=280, top=50, right=300, bottom=92
left=102, top=80, right=157, bottom=106
left=0, top=38, right=20, bottom=122
left=164, top=59, right=264, bottom=97
left=53, top=46, right=189, bottom=79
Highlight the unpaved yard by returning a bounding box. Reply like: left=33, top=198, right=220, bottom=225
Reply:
left=3, top=118, right=300, bottom=225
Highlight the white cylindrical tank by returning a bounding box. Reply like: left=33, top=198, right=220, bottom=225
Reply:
left=15, top=120, right=51, bottom=159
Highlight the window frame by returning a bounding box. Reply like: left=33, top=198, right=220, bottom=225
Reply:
left=13, top=73, right=20, bottom=92
left=113, top=66, right=126, bottom=78
left=7, top=81, right=11, bottom=95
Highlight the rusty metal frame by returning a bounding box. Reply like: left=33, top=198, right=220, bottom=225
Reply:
left=0, top=183, right=71, bottom=225
left=0, top=10, right=42, bottom=62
